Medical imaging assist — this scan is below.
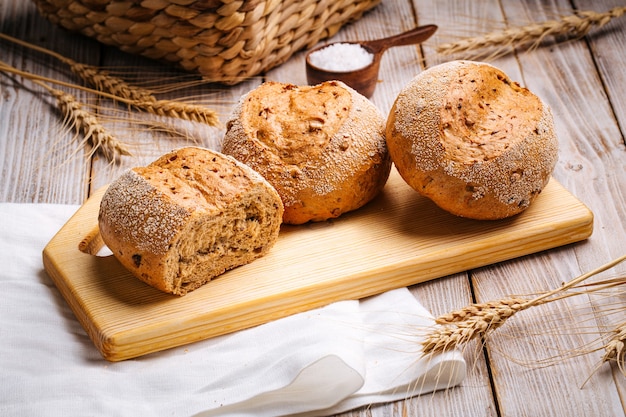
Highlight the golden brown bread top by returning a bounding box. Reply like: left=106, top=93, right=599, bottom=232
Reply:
left=241, top=82, right=352, bottom=165
left=439, top=64, right=542, bottom=165
left=99, top=147, right=280, bottom=256
left=387, top=60, right=557, bottom=216
left=385, top=60, right=559, bottom=220
left=223, top=81, right=390, bottom=224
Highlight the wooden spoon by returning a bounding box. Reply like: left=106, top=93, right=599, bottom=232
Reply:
left=305, top=24, right=438, bottom=98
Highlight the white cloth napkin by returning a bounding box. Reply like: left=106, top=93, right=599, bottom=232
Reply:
left=0, top=203, right=465, bottom=417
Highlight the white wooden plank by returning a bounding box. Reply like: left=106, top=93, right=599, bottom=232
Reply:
left=0, top=2, right=99, bottom=204
left=560, top=0, right=626, bottom=405
left=469, top=0, right=626, bottom=415
left=580, top=0, right=626, bottom=137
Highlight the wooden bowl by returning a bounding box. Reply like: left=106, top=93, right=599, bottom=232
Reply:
left=305, top=25, right=438, bottom=98
left=305, top=43, right=381, bottom=98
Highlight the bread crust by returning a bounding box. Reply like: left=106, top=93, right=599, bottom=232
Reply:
left=221, top=81, right=391, bottom=224
left=386, top=60, right=558, bottom=220
left=98, top=147, right=284, bottom=296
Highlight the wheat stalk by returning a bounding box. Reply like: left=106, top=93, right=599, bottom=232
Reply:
left=0, top=60, right=130, bottom=161
left=61, top=60, right=221, bottom=125
left=422, top=254, right=626, bottom=355
left=49, top=87, right=132, bottom=161
left=0, top=33, right=219, bottom=126
left=68, top=62, right=157, bottom=103
left=0, top=32, right=157, bottom=102
left=437, top=6, right=626, bottom=56
left=602, top=321, right=626, bottom=375
left=0, top=60, right=220, bottom=127
left=580, top=319, right=626, bottom=387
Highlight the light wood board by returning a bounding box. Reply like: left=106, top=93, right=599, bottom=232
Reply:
left=42, top=168, right=593, bottom=361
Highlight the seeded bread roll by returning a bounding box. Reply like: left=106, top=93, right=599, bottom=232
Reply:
left=98, top=147, right=284, bottom=296
left=386, top=60, right=558, bottom=220
left=221, top=80, right=391, bottom=225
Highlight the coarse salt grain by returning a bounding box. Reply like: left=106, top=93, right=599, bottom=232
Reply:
left=309, top=43, right=374, bottom=72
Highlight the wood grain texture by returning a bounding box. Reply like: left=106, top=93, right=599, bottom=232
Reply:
left=43, top=169, right=592, bottom=361
left=477, top=2, right=626, bottom=415
left=2, top=0, right=625, bottom=415
left=0, top=2, right=98, bottom=204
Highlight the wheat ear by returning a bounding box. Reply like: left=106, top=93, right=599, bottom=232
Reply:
left=423, top=254, right=626, bottom=355
left=437, top=6, right=626, bottom=56
left=0, top=60, right=130, bottom=160
left=422, top=299, right=527, bottom=355
left=68, top=62, right=157, bottom=103
left=129, top=99, right=220, bottom=125
left=581, top=319, right=626, bottom=387
left=602, top=322, right=626, bottom=375
left=0, top=32, right=157, bottom=102
left=49, top=87, right=131, bottom=161
left=56, top=58, right=221, bottom=126
left=0, top=60, right=220, bottom=127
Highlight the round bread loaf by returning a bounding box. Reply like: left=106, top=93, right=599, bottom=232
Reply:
left=98, top=147, right=284, bottom=296
left=386, top=60, right=558, bottom=220
left=221, top=80, right=391, bottom=225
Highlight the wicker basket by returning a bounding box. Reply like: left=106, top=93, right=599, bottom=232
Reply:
left=32, top=0, right=381, bottom=84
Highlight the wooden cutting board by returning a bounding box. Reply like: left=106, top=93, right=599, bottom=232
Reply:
left=43, top=168, right=593, bottom=361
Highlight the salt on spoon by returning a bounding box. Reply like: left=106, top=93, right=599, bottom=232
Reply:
left=306, top=24, right=438, bottom=98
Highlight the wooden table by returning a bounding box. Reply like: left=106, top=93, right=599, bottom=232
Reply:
left=1, top=0, right=625, bottom=416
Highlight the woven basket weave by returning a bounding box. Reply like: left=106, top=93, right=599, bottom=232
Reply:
left=32, top=0, right=381, bottom=84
